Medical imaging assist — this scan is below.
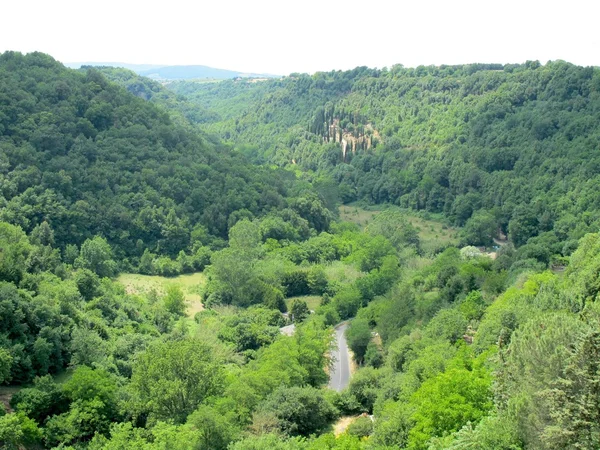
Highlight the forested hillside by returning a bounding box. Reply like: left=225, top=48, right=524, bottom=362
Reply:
left=0, top=52, right=332, bottom=272
left=2, top=51, right=600, bottom=450
left=169, top=62, right=600, bottom=262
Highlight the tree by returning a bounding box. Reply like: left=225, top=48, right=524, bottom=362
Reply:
left=159, top=209, right=190, bottom=257
left=353, top=235, right=395, bottom=272
left=164, top=285, right=187, bottom=317
left=130, top=339, right=223, bottom=423
left=423, top=308, right=468, bottom=343
left=73, top=268, right=101, bottom=301
left=45, top=367, right=119, bottom=445
left=459, top=290, right=486, bottom=321
left=207, top=220, right=264, bottom=307
left=187, top=405, right=240, bottom=450
left=0, top=349, right=12, bottom=384
left=208, top=248, right=262, bottom=307
left=0, top=413, right=41, bottom=450
left=290, top=300, right=310, bottom=323
left=508, top=207, right=539, bottom=247
left=346, top=366, right=381, bottom=412
left=307, top=266, right=328, bottom=295
left=74, top=236, right=117, bottom=278
left=139, top=248, right=156, bottom=275
left=408, top=367, right=493, bottom=449
left=364, top=341, right=384, bottom=368
left=30, top=221, right=55, bottom=247
left=229, top=433, right=305, bottom=450
left=229, top=219, right=262, bottom=255
left=0, top=222, right=31, bottom=284
left=462, top=211, right=497, bottom=246
left=346, top=318, right=371, bottom=364
left=367, top=210, right=421, bottom=251
left=291, top=194, right=332, bottom=232
left=255, top=386, right=337, bottom=436
left=10, top=375, right=67, bottom=424
left=69, top=327, right=106, bottom=367
left=346, top=415, right=374, bottom=438
left=497, top=313, right=583, bottom=448
left=537, top=328, right=600, bottom=449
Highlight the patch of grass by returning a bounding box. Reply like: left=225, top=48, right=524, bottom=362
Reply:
left=339, top=204, right=459, bottom=254
left=339, top=205, right=379, bottom=228
left=0, top=386, right=20, bottom=412
left=285, top=295, right=322, bottom=312
left=324, top=261, right=363, bottom=285
left=117, top=272, right=206, bottom=316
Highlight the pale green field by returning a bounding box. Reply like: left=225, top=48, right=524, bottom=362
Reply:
left=339, top=205, right=459, bottom=253
left=285, top=295, right=322, bottom=312
left=117, top=272, right=206, bottom=316
left=324, top=260, right=364, bottom=284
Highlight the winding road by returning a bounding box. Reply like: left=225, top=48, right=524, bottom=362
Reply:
left=328, top=322, right=352, bottom=391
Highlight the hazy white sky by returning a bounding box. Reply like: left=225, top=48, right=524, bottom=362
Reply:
left=3, top=0, right=599, bottom=74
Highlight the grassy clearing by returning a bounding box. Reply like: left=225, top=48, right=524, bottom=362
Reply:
left=339, top=204, right=459, bottom=253
left=339, top=205, right=379, bottom=228
left=117, top=272, right=206, bottom=316
left=0, top=386, right=20, bottom=412
left=0, top=369, right=74, bottom=412
left=324, top=261, right=363, bottom=285
left=333, top=416, right=357, bottom=436
left=285, top=295, right=322, bottom=312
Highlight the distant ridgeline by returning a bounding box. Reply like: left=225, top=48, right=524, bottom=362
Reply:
left=0, top=52, right=331, bottom=267
left=65, top=61, right=279, bottom=81
left=166, top=62, right=600, bottom=259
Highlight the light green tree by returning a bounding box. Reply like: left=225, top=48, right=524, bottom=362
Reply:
left=130, top=340, right=223, bottom=423
left=0, top=348, right=12, bottom=384
left=164, top=285, right=187, bottom=316
left=74, top=236, right=117, bottom=278
left=346, top=318, right=371, bottom=364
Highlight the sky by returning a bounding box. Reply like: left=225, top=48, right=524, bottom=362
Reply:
left=2, top=0, right=599, bottom=75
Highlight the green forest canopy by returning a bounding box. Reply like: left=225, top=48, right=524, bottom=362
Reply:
left=167, top=61, right=600, bottom=259
left=1, top=52, right=600, bottom=449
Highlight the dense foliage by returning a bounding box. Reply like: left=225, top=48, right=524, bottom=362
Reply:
left=0, top=52, right=332, bottom=272
left=2, top=51, right=600, bottom=450
left=169, top=61, right=600, bottom=264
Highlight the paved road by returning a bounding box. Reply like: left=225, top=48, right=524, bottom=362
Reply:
left=329, top=322, right=351, bottom=391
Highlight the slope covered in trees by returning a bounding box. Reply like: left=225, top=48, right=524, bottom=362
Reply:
left=0, top=52, right=334, bottom=272
left=169, top=62, right=600, bottom=264
left=3, top=51, right=600, bottom=450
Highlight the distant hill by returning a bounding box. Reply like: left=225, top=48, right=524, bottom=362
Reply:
left=138, top=65, right=279, bottom=80
left=64, top=61, right=279, bottom=80
left=63, top=62, right=165, bottom=72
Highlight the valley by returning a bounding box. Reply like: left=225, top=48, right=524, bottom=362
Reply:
left=1, top=52, right=600, bottom=449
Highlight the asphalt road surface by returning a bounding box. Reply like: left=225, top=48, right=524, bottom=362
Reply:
left=329, top=322, right=351, bottom=391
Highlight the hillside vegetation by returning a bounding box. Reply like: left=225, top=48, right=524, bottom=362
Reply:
left=170, top=62, right=600, bottom=264
left=2, top=52, right=600, bottom=450
left=0, top=52, right=333, bottom=273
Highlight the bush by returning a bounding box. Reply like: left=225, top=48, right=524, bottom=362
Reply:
left=154, top=256, right=182, bottom=277
left=346, top=415, right=374, bottom=438
left=290, top=300, right=310, bottom=323
left=282, top=270, right=310, bottom=297
left=10, top=375, right=67, bottom=424
left=307, top=266, right=328, bottom=295
left=255, top=386, right=338, bottom=436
